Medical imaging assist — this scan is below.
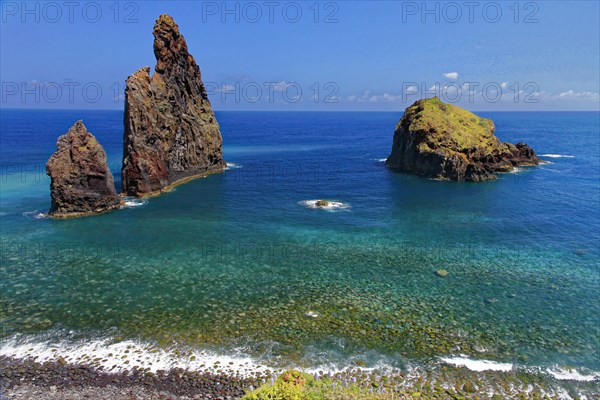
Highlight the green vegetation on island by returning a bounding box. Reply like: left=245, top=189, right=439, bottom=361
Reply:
left=386, top=97, right=541, bottom=181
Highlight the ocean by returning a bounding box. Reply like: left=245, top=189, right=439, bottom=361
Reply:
left=1, top=109, right=599, bottom=393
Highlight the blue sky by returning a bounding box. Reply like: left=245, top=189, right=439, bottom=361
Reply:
left=1, top=1, right=599, bottom=110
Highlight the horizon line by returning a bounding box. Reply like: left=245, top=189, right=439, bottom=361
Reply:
left=2, top=107, right=599, bottom=113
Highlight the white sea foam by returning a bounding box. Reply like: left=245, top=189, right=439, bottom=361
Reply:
left=0, top=335, right=271, bottom=377
left=2, top=334, right=598, bottom=394
left=22, top=210, right=47, bottom=219
left=0, top=334, right=406, bottom=378
left=376, top=158, right=387, bottom=163
left=122, top=198, right=148, bottom=208
left=440, top=356, right=513, bottom=372
left=506, top=167, right=524, bottom=174
left=546, top=367, right=600, bottom=382
left=0, top=211, right=8, bottom=216
left=302, top=359, right=402, bottom=375
left=226, top=162, right=243, bottom=170
left=539, top=154, right=575, bottom=158
left=299, top=200, right=351, bottom=211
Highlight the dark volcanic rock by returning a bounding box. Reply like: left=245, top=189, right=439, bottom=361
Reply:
left=46, top=121, right=120, bottom=218
left=386, top=97, right=540, bottom=181
left=0, top=356, right=251, bottom=398
left=122, top=14, right=225, bottom=197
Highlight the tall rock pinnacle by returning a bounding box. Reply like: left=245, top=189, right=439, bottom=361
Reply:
left=122, top=14, right=225, bottom=197
left=46, top=120, right=121, bottom=217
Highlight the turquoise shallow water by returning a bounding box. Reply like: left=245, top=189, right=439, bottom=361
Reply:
left=0, top=110, right=599, bottom=377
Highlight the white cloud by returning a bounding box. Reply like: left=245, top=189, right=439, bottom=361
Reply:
left=343, top=91, right=374, bottom=103
left=405, top=85, right=418, bottom=94
left=557, top=90, right=600, bottom=100
left=443, top=72, right=459, bottom=80
left=342, top=86, right=599, bottom=108
left=269, top=81, right=295, bottom=92
left=368, top=93, right=402, bottom=103
left=217, top=84, right=236, bottom=93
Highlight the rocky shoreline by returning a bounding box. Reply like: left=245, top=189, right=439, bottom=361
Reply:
left=2, top=355, right=598, bottom=400
left=128, top=167, right=227, bottom=199
left=0, top=356, right=252, bottom=399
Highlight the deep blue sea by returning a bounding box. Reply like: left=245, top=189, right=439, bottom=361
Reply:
left=1, top=109, right=599, bottom=390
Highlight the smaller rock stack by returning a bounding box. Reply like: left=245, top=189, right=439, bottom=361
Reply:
left=46, top=120, right=121, bottom=218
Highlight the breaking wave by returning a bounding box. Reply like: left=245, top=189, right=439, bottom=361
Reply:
left=122, top=198, right=148, bottom=208
left=440, top=356, right=513, bottom=372
left=226, top=162, right=243, bottom=170
left=299, top=200, right=351, bottom=211
left=22, top=210, right=47, bottom=219
left=539, top=154, right=575, bottom=158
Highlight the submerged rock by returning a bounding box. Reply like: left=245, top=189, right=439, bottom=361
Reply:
left=386, top=97, right=540, bottom=181
left=122, top=14, right=225, bottom=197
left=46, top=120, right=120, bottom=218
left=315, top=200, right=330, bottom=207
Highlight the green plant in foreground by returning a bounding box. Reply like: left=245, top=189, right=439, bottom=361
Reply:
left=243, top=369, right=568, bottom=400
left=242, top=370, right=312, bottom=400
left=243, top=370, right=396, bottom=400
